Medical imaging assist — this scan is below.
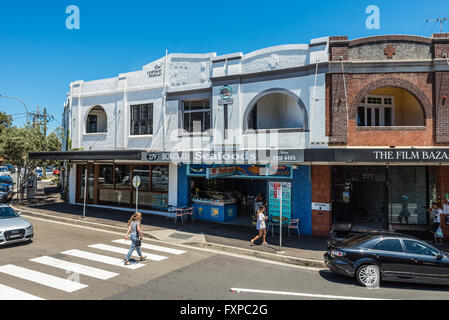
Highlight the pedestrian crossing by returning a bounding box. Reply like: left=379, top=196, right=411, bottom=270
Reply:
left=0, top=239, right=187, bottom=300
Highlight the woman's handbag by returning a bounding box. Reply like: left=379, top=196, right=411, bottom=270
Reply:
left=135, top=233, right=142, bottom=247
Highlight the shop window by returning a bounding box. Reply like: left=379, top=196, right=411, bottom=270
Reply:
left=182, top=100, right=210, bottom=133
left=115, top=165, right=131, bottom=189
left=151, top=165, right=169, bottom=191
left=133, top=165, right=150, bottom=191
left=98, top=165, right=113, bottom=188
left=86, top=106, right=107, bottom=133
left=131, top=104, right=153, bottom=135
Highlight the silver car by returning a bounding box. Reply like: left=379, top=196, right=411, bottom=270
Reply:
left=0, top=204, right=33, bottom=245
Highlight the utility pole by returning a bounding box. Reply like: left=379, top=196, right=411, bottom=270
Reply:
left=427, top=17, right=449, bottom=33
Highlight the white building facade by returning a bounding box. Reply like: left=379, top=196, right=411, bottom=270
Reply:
left=53, top=37, right=330, bottom=234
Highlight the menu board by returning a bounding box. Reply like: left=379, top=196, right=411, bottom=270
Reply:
left=268, top=181, right=292, bottom=224
left=151, top=165, right=169, bottom=191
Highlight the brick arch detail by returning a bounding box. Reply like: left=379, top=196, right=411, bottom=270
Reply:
left=349, top=78, right=432, bottom=120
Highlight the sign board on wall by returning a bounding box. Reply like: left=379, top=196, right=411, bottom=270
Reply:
left=189, top=164, right=293, bottom=179
left=311, top=202, right=332, bottom=212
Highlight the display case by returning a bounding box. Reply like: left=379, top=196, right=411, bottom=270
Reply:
left=191, top=191, right=237, bottom=222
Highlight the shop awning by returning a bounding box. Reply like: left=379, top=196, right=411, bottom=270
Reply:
left=29, top=150, right=143, bottom=161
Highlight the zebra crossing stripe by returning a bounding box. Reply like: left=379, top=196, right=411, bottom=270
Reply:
left=0, top=283, right=45, bottom=300
left=0, top=264, right=88, bottom=293
left=61, top=249, right=144, bottom=269
left=30, top=256, right=119, bottom=280
left=88, top=244, right=168, bottom=262
left=112, top=239, right=186, bottom=255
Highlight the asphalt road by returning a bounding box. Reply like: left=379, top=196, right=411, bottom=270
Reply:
left=1, top=215, right=449, bottom=301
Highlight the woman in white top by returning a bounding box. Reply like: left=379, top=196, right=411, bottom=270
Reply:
left=251, top=206, right=268, bottom=246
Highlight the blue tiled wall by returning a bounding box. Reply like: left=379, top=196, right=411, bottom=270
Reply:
left=177, top=165, right=190, bottom=207
left=291, top=165, right=312, bottom=235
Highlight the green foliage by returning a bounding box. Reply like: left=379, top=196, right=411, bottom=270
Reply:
left=0, top=124, right=63, bottom=167
left=0, top=112, right=12, bottom=135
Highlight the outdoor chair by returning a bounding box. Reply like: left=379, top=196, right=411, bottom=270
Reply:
left=288, top=219, right=301, bottom=238
left=167, top=206, right=177, bottom=220
left=183, top=207, right=194, bottom=222
left=174, top=208, right=186, bottom=224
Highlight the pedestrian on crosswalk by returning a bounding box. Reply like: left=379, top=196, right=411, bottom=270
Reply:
left=124, top=212, right=147, bottom=265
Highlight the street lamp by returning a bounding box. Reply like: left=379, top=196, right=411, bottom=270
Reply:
left=0, top=94, right=29, bottom=122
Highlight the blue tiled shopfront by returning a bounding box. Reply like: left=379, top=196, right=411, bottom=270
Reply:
left=176, top=164, right=312, bottom=235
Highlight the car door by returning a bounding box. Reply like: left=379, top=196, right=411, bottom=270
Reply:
left=403, top=239, right=449, bottom=285
left=369, top=238, right=412, bottom=281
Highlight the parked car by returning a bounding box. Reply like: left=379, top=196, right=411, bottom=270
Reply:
left=34, top=168, right=43, bottom=180
left=0, top=176, right=14, bottom=189
left=5, top=165, right=16, bottom=173
left=53, top=169, right=61, bottom=176
left=0, top=204, right=33, bottom=245
left=0, top=184, right=14, bottom=203
left=0, top=166, right=11, bottom=177
left=325, top=232, right=449, bottom=287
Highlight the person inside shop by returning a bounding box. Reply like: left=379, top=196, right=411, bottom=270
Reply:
left=428, top=202, right=445, bottom=245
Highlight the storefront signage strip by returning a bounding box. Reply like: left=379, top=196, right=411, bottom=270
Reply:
left=142, top=150, right=303, bottom=164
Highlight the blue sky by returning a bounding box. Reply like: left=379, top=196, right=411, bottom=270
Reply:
left=0, top=0, right=448, bottom=130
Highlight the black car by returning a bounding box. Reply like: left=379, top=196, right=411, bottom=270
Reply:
left=324, top=232, right=449, bottom=287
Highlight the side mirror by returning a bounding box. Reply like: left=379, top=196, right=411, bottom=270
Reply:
left=437, top=254, right=443, bottom=260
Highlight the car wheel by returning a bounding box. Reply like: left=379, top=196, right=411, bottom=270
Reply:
left=356, top=264, right=380, bottom=288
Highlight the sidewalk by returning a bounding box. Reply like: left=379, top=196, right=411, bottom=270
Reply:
left=11, top=187, right=328, bottom=269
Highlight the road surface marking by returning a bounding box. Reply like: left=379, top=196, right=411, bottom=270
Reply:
left=112, top=239, right=186, bottom=255
left=0, top=283, right=45, bottom=300
left=230, top=288, right=392, bottom=300
left=61, top=249, right=144, bottom=269
left=0, top=265, right=88, bottom=293
left=30, top=256, right=119, bottom=280
left=89, top=244, right=168, bottom=262
left=22, top=214, right=324, bottom=272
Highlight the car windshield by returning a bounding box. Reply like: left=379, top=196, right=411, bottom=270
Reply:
left=0, top=207, right=18, bottom=219
left=341, top=235, right=374, bottom=247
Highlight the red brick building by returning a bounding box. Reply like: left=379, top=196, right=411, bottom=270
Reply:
left=309, top=34, right=449, bottom=238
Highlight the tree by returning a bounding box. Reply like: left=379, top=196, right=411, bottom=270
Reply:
left=0, top=125, right=63, bottom=203
left=0, top=111, right=12, bottom=135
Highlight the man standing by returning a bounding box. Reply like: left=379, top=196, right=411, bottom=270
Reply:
left=428, top=202, right=444, bottom=245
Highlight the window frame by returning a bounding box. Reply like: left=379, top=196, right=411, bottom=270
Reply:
left=130, top=104, right=154, bottom=136
left=357, top=94, right=395, bottom=127
left=181, top=99, right=211, bottom=133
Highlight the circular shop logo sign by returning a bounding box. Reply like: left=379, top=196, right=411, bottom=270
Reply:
left=146, top=153, right=158, bottom=161
left=219, top=85, right=232, bottom=100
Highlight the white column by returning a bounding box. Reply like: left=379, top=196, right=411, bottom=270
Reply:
left=168, top=163, right=178, bottom=207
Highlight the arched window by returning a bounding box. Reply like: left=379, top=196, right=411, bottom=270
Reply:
left=86, top=106, right=107, bottom=133
left=245, top=89, right=307, bottom=131
left=356, top=87, right=425, bottom=127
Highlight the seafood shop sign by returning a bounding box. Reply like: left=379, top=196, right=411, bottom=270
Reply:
left=142, top=150, right=303, bottom=164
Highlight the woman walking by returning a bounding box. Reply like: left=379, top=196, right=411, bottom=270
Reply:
left=251, top=206, right=268, bottom=246
left=124, top=212, right=147, bottom=265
